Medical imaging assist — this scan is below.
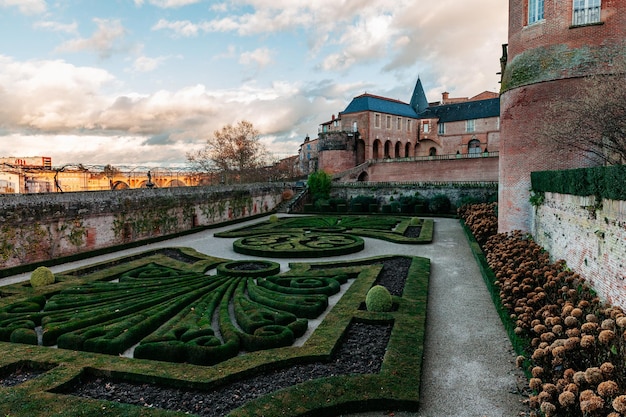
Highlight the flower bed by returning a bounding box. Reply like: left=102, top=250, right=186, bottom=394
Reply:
left=460, top=203, right=626, bottom=417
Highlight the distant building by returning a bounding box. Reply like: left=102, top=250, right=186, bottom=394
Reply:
left=302, top=78, right=500, bottom=181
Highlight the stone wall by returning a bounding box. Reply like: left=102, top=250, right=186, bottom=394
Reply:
left=533, top=192, right=626, bottom=309
left=0, top=184, right=287, bottom=270
left=331, top=181, right=497, bottom=209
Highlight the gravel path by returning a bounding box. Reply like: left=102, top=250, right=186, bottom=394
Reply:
left=0, top=217, right=529, bottom=416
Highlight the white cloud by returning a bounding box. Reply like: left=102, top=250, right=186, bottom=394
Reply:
left=56, top=18, right=127, bottom=58
left=130, top=55, right=168, bottom=72
left=34, top=20, right=78, bottom=34
left=0, top=0, right=46, bottom=15
left=239, top=47, right=273, bottom=69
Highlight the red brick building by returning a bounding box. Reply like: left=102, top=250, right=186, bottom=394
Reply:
left=499, top=0, right=626, bottom=232
left=305, top=78, right=501, bottom=181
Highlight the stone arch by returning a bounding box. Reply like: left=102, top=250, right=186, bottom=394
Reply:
left=111, top=181, right=129, bottom=190
left=405, top=142, right=412, bottom=157
left=384, top=140, right=392, bottom=158
left=394, top=141, right=402, bottom=158
left=357, top=171, right=369, bottom=182
left=429, top=147, right=437, bottom=156
left=373, top=139, right=381, bottom=159
left=356, top=139, right=366, bottom=165
left=167, top=179, right=186, bottom=187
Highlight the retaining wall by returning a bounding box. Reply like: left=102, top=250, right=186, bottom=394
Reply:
left=0, top=184, right=286, bottom=270
left=533, top=192, right=626, bottom=309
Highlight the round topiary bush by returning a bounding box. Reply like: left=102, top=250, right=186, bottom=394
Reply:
left=30, top=266, right=55, bottom=287
left=365, top=285, right=392, bottom=312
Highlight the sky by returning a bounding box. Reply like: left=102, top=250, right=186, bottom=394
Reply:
left=0, top=0, right=508, bottom=169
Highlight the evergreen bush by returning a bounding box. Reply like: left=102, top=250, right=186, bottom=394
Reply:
left=30, top=266, right=55, bottom=287
left=365, top=285, right=393, bottom=312
left=428, top=194, right=451, bottom=214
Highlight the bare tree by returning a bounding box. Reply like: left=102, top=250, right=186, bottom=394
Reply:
left=540, top=64, right=626, bottom=165
left=187, top=120, right=269, bottom=183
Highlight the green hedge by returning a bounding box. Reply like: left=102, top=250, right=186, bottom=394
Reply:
left=531, top=165, right=626, bottom=200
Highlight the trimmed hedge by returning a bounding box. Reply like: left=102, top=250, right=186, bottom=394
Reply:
left=531, top=165, right=626, bottom=200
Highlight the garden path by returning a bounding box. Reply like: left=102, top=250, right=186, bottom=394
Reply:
left=0, top=216, right=529, bottom=416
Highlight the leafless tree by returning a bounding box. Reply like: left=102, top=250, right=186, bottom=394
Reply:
left=187, top=120, right=270, bottom=183
left=540, top=63, right=626, bottom=165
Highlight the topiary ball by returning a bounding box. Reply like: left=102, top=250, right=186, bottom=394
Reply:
left=269, top=214, right=279, bottom=223
left=365, top=285, right=392, bottom=312
left=30, top=266, right=55, bottom=287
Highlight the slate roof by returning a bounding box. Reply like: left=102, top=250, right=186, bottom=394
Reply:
left=418, top=97, right=500, bottom=122
left=410, top=77, right=429, bottom=114
left=341, top=94, right=418, bottom=118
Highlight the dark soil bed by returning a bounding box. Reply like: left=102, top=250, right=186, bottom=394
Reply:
left=55, top=257, right=409, bottom=416
left=65, top=322, right=391, bottom=416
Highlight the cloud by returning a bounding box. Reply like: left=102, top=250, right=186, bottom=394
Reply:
left=136, top=0, right=202, bottom=8
left=0, top=55, right=346, bottom=165
left=34, top=20, right=78, bottom=34
left=239, top=47, right=273, bottom=69
left=0, top=0, right=46, bottom=15
left=130, top=55, right=169, bottom=73
left=55, top=18, right=128, bottom=59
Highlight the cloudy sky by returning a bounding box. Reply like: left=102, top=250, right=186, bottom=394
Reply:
left=0, top=0, right=507, bottom=168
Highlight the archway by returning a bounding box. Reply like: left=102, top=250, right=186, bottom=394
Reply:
left=357, top=139, right=366, bottom=165
left=111, top=181, right=129, bottom=190
left=384, top=140, right=392, bottom=158
left=405, top=142, right=412, bottom=158
left=429, top=147, right=437, bottom=156
left=357, top=171, right=369, bottom=182
left=373, top=139, right=381, bottom=159
left=395, top=141, right=402, bottom=158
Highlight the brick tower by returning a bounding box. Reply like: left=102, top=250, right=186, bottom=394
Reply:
left=499, top=0, right=626, bottom=232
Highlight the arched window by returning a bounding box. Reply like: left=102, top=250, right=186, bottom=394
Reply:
left=405, top=142, right=411, bottom=158
left=352, top=121, right=358, bottom=132
left=394, top=141, right=401, bottom=158
left=429, top=147, right=437, bottom=156
left=468, top=139, right=481, bottom=155
left=384, top=140, right=392, bottom=158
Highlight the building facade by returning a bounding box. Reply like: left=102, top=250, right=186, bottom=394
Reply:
left=305, top=78, right=501, bottom=180
left=499, top=0, right=626, bottom=232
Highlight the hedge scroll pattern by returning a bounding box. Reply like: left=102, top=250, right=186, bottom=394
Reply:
left=215, top=215, right=434, bottom=244
left=233, top=233, right=365, bottom=258
left=0, top=262, right=348, bottom=366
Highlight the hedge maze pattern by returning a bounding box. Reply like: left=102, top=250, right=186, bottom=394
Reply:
left=216, top=215, right=434, bottom=246
left=233, top=232, right=365, bottom=257
left=0, top=260, right=349, bottom=366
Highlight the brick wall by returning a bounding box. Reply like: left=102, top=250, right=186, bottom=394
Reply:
left=368, top=156, right=499, bottom=182
left=499, top=78, right=594, bottom=232
left=499, top=0, right=625, bottom=233
left=0, top=184, right=286, bottom=270
left=534, top=192, right=626, bottom=309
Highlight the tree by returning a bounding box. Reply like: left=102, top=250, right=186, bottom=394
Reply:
left=307, top=170, right=332, bottom=201
left=540, top=65, right=626, bottom=165
left=187, top=120, right=269, bottom=183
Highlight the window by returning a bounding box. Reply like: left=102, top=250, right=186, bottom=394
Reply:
left=466, top=119, right=475, bottom=133
left=375, top=113, right=381, bottom=128
left=438, top=122, right=445, bottom=135
left=397, top=117, right=402, bottom=130
left=406, top=119, right=412, bottom=132
left=429, top=147, right=437, bottom=156
left=386, top=116, right=391, bottom=129
left=573, top=0, right=601, bottom=25
left=423, top=121, right=430, bottom=133
left=468, top=139, right=482, bottom=155
left=528, top=0, right=544, bottom=24
left=352, top=121, right=358, bottom=132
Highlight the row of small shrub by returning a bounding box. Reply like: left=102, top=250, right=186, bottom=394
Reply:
left=531, top=165, right=626, bottom=201
left=305, top=193, right=452, bottom=214
left=459, top=203, right=626, bottom=417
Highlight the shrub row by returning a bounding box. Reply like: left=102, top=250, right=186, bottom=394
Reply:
left=306, top=193, right=452, bottom=214
left=531, top=165, right=626, bottom=201
left=460, top=204, right=626, bottom=417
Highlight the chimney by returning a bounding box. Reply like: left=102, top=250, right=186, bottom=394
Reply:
left=331, top=114, right=335, bottom=120
left=442, top=92, right=449, bottom=103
